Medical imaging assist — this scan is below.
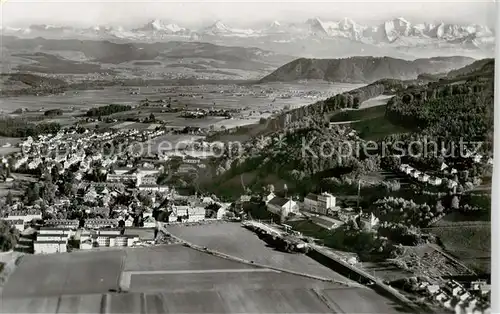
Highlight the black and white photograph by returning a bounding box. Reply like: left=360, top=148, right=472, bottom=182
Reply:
left=0, top=0, right=497, bottom=313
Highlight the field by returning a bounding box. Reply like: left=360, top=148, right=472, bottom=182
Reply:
left=329, top=100, right=410, bottom=141
left=330, top=102, right=388, bottom=122
left=1, top=240, right=405, bottom=314
left=359, top=95, right=394, bottom=109
left=425, top=224, right=491, bottom=274
left=1, top=250, right=124, bottom=298
left=166, top=223, right=349, bottom=281
left=0, top=83, right=361, bottom=113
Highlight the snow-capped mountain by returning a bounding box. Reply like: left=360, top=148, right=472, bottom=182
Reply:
left=133, top=19, right=186, bottom=34
left=200, top=20, right=258, bottom=37
left=2, top=17, right=494, bottom=58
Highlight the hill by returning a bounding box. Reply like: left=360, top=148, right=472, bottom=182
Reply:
left=446, top=58, right=494, bottom=79
left=259, top=56, right=474, bottom=83
left=1, top=36, right=294, bottom=78
left=207, top=58, right=494, bottom=199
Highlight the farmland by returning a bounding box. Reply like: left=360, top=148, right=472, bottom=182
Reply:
left=1, top=240, right=405, bottom=314
left=0, top=82, right=361, bottom=113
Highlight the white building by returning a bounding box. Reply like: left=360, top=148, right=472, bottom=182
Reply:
left=143, top=216, right=156, bottom=228
left=34, top=240, right=67, bottom=254
left=266, top=197, right=299, bottom=217
left=138, top=185, right=169, bottom=193
left=428, top=176, right=443, bottom=186
left=84, top=219, right=119, bottom=229
left=44, top=219, right=79, bottom=229
left=418, top=173, right=430, bottom=183
left=303, top=192, right=335, bottom=215
left=5, top=210, right=42, bottom=223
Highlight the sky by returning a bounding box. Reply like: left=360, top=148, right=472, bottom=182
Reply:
left=1, top=0, right=497, bottom=29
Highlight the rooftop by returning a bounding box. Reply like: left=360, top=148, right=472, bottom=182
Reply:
left=268, top=196, right=290, bottom=207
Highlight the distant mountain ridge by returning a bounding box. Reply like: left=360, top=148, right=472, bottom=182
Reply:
left=260, top=56, right=475, bottom=83
left=2, top=17, right=494, bottom=59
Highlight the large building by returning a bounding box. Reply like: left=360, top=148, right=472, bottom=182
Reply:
left=44, top=219, right=79, bottom=229
left=4, top=209, right=42, bottom=223
left=266, top=197, right=299, bottom=217
left=34, top=227, right=73, bottom=254
left=34, top=240, right=68, bottom=254
left=304, top=192, right=336, bottom=215
left=84, top=219, right=119, bottom=229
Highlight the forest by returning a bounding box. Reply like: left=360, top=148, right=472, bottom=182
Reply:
left=86, top=104, right=132, bottom=117
left=0, top=118, right=61, bottom=137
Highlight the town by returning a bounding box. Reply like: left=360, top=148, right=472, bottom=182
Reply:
left=0, top=118, right=492, bottom=314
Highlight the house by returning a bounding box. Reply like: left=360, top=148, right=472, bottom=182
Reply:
left=358, top=211, right=379, bottom=230
left=216, top=204, right=229, bottom=219
left=435, top=292, right=448, bottom=302
left=440, top=162, right=448, bottom=171
left=184, top=158, right=200, bottom=164
left=445, top=280, right=464, bottom=296
left=471, top=280, right=491, bottom=295
left=263, top=192, right=276, bottom=204
left=83, top=187, right=98, bottom=204
left=403, top=165, right=414, bottom=175
left=417, top=281, right=429, bottom=290
left=143, top=216, right=156, bottom=228
left=411, top=169, right=422, bottom=179
left=399, top=164, right=410, bottom=173
left=338, top=208, right=359, bottom=223
left=137, top=175, right=157, bottom=186
left=266, top=197, right=299, bottom=217
left=458, top=291, right=471, bottom=302
left=448, top=180, right=458, bottom=189
left=124, top=216, right=134, bottom=227
left=418, top=173, right=430, bottom=183
left=178, top=164, right=198, bottom=173
left=428, top=176, right=443, bottom=186
left=240, top=195, right=252, bottom=203
left=426, top=284, right=440, bottom=295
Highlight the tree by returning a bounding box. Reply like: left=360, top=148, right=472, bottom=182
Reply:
left=266, top=184, right=275, bottom=194
left=26, top=183, right=41, bottom=204
left=451, top=196, right=460, bottom=210
left=0, top=220, right=19, bottom=252
left=5, top=191, right=14, bottom=206
left=435, top=200, right=444, bottom=213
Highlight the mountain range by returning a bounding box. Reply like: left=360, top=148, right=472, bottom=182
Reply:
left=2, top=17, right=495, bottom=59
